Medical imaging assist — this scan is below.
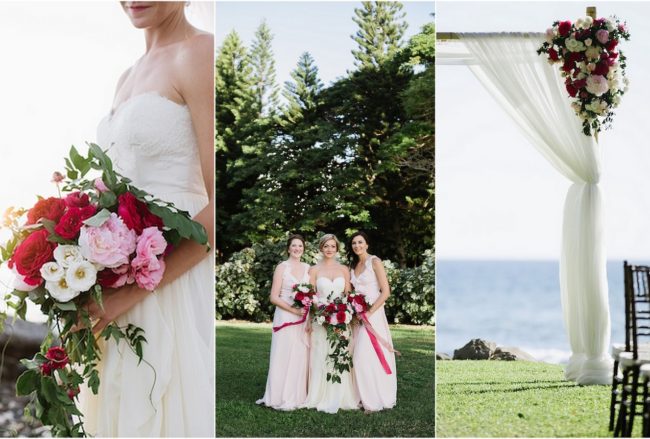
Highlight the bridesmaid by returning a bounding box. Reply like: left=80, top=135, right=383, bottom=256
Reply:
left=348, top=231, right=397, bottom=411
left=256, top=234, right=311, bottom=410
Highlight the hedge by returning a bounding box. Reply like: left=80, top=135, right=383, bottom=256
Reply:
left=215, top=239, right=434, bottom=325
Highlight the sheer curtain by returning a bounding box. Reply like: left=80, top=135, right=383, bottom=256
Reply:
left=454, top=33, right=611, bottom=385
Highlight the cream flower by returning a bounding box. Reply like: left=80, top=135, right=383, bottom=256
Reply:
left=53, top=245, right=83, bottom=268
left=40, top=262, right=64, bottom=282
left=46, top=277, right=80, bottom=302
left=565, top=38, right=586, bottom=52
left=65, top=260, right=97, bottom=292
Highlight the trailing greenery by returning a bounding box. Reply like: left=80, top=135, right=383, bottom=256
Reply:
left=215, top=2, right=434, bottom=267
left=215, top=321, right=434, bottom=437
left=215, top=239, right=433, bottom=324
left=436, top=360, right=616, bottom=437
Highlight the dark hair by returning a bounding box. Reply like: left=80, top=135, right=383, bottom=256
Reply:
left=347, top=231, right=370, bottom=270
left=286, top=234, right=306, bottom=255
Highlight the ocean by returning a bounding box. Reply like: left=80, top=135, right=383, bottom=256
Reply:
left=436, top=260, right=640, bottom=364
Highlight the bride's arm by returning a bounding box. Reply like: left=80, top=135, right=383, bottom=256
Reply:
left=343, top=266, right=352, bottom=294
left=87, top=35, right=214, bottom=332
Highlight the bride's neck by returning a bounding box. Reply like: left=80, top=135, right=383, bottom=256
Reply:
left=144, top=10, right=192, bottom=52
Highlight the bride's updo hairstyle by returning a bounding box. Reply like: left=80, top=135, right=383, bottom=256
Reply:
left=286, top=234, right=306, bottom=255
left=318, top=233, right=340, bottom=253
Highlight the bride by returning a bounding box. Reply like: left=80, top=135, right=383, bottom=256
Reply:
left=303, top=234, right=360, bottom=413
left=78, top=2, right=214, bottom=436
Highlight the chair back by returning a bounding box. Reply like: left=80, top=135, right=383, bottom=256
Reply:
left=624, top=261, right=650, bottom=359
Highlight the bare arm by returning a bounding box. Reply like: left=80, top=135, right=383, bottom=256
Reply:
left=88, top=35, right=215, bottom=331
left=270, top=264, right=302, bottom=316
left=368, top=258, right=390, bottom=316
left=342, top=266, right=352, bottom=294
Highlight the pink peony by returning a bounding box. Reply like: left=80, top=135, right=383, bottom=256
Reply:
left=79, top=213, right=136, bottom=268
left=131, top=227, right=167, bottom=271
left=135, top=259, right=165, bottom=291
left=586, top=75, right=609, bottom=96
left=595, top=29, right=609, bottom=44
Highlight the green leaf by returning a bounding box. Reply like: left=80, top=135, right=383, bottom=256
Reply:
left=16, top=369, right=39, bottom=395
left=55, top=301, right=77, bottom=312
left=40, top=376, right=59, bottom=403
left=98, top=191, right=117, bottom=208
left=92, top=284, right=104, bottom=311
left=83, top=208, right=112, bottom=227
left=88, top=369, right=100, bottom=394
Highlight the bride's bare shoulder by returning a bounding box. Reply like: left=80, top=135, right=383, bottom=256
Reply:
left=175, top=33, right=213, bottom=66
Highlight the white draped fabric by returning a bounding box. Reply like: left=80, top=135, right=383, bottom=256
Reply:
left=439, top=33, right=611, bottom=385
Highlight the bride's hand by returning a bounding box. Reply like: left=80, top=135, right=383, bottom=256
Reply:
left=293, top=308, right=304, bottom=317
left=85, top=284, right=150, bottom=334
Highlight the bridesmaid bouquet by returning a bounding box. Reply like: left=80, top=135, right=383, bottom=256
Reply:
left=0, top=144, right=208, bottom=437
left=312, top=293, right=354, bottom=383
left=272, top=283, right=315, bottom=332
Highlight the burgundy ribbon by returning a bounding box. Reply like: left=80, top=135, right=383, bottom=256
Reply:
left=360, top=312, right=401, bottom=374
left=272, top=306, right=309, bottom=332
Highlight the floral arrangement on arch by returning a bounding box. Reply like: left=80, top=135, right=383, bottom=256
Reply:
left=537, top=15, right=630, bottom=136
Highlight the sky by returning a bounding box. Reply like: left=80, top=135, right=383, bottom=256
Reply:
left=0, top=2, right=212, bottom=320
left=436, top=2, right=650, bottom=260
left=215, top=1, right=434, bottom=87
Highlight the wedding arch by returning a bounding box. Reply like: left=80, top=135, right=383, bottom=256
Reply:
left=437, top=7, right=615, bottom=385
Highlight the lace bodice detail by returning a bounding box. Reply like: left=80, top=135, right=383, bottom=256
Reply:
left=351, top=256, right=381, bottom=302
left=96, top=92, right=207, bottom=203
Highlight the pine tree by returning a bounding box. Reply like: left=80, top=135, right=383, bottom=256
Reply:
left=351, top=1, right=408, bottom=69
left=250, top=20, right=280, bottom=116
left=281, top=52, right=323, bottom=125
left=215, top=31, right=258, bottom=260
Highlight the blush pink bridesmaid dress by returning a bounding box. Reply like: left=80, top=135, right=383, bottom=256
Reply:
left=351, top=255, right=397, bottom=411
left=256, top=261, right=311, bottom=410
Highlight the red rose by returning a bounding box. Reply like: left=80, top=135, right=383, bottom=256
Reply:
left=9, top=230, right=54, bottom=286
left=295, top=292, right=305, bottom=302
left=548, top=48, right=559, bottom=61
left=326, top=303, right=337, bottom=313
left=569, top=51, right=585, bottom=64
left=54, top=205, right=97, bottom=240
left=593, top=62, right=609, bottom=76
left=354, top=295, right=366, bottom=305
left=117, top=192, right=163, bottom=235
left=594, top=18, right=605, bottom=27
left=26, top=197, right=66, bottom=225
left=566, top=83, right=578, bottom=97
left=45, top=346, right=69, bottom=369
left=64, top=191, right=90, bottom=208
left=337, top=303, right=347, bottom=312
left=40, top=362, right=53, bottom=376
left=561, top=59, right=575, bottom=73
left=573, top=79, right=587, bottom=89
left=558, top=21, right=572, bottom=37
left=336, top=311, right=346, bottom=324
left=606, top=39, right=618, bottom=51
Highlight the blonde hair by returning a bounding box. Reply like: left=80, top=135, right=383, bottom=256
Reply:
left=318, top=233, right=340, bottom=252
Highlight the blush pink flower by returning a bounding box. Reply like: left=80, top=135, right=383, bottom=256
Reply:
left=79, top=213, right=136, bottom=268
left=586, top=74, right=609, bottom=96
left=131, top=227, right=167, bottom=271
left=94, top=178, right=109, bottom=193
left=135, top=259, right=165, bottom=291
left=595, top=29, right=609, bottom=44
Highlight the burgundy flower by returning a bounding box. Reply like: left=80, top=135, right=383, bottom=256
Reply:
left=40, top=362, right=53, bottom=376
left=566, top=83, right=578, bottom=97
left=45, top=346, right=69, bottom=370
left=606, top=39, right=618, bottom=51
left=64, top=191, right=90, bottom=208
left=336, top=311, right=347, bottom=324
left=117, top=192, right=164, bottom=235
left=548, top=48, right=559, bottom=61
left=593, top=62, right=609, bottom=76
left=558, top=21, right=572, bottom=37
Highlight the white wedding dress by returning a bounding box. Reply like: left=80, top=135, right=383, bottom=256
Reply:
left=302, top=277, right=360, bottom=413
left=78, top=92, right=214, bottom=437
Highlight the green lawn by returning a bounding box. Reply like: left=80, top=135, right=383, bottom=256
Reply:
left=436, top=360, right=618, bottom=437
left=216, top=321, right=434, bottom=437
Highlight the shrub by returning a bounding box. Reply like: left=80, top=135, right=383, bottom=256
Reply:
left=215, top=240, right=434, bottom=324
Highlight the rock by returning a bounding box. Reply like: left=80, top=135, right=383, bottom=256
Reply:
left=436, top=352, right=452, bottom=360
left=490, top=346, right=537, bottom=362
left=453, top=339, right=496, bottom=360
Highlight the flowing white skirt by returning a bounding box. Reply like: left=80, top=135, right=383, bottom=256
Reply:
left=256, top=307, right=309, bottom=410
left=302, top=324, right=360, bottom=414
left=78, top=194, right=214, bottom=437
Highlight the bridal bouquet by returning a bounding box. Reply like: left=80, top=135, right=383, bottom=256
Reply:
left=537, top=15, right=630, bottom=136
left=312, top=293, right=354, bottom=383
left=0, top=144, right=207, bottom=437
